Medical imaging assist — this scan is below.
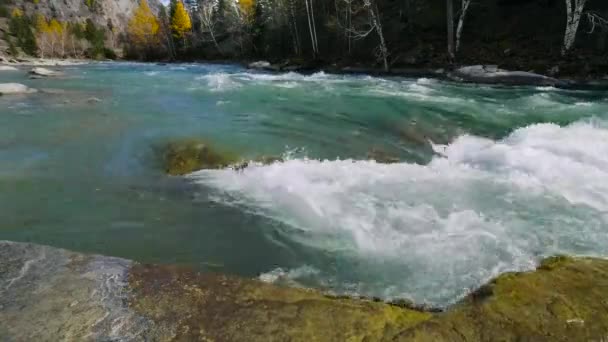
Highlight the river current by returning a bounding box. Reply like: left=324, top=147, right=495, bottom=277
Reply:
left=1, top=62, right=607, bottom=306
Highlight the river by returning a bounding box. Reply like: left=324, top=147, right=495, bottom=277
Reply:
left=1, top=62, right=607, bottom=306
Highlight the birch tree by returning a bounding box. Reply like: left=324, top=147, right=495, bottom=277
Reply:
left=304, top=0, right=319, bottom=56
left=455, top=0, right=471, bottom=53
left=346, top=0, right=388, bottom=71
left=562, top=0, right=587, bottom=55
left=197, top=0, right=223, bottom=54
left=446, top=0, right=454, bottom=60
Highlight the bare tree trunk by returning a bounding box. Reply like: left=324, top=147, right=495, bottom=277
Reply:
left=347, top=0, right=352, bottom=53
left=455, top=0, right=471, bottom=53
left=370, top=2, right=388, bottom=71
left=562, top=0, right=587, bottom=55
left=304, top=0, right=317, bottom=56
left=446, top=0, right=454, bottom=60
left=310, top=0, right=319, bottom=54
left=289, top=0, right=301, bottom=55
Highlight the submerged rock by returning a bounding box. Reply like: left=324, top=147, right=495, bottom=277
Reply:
left=367, top=148, right=400, bottom=163
left=163, top=139, right=238, bottom=175
left=1, top=241, right=608, bottom=341
left=0, top=83, right=37, bottom=95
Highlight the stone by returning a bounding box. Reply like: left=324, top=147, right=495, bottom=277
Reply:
left=86, top=97, right=102, bottom=103
left=162, top=139, right=239, bottom=175
left=367, top=148, right=400, bottom=163
left=248, top=60, right=272, bottom=69
left=29, top=67, right=63, bottom=77
left=2, top=241, right=608, bottom=341
left=449, top=65, right=562, bottom=86
left=0, top=83, right=37, bottom=95
left=0, top=65, right=18, bottom=71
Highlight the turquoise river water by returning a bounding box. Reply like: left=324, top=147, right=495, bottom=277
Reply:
left=1, top=62, right=607, bottom=306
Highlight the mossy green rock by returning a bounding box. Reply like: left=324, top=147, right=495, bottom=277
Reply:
left=2, top=241, right=608, bottom=341
left=396, top=256, right=608, bottom=341
left=163, top=139, right=238, bottom=175
left=128, top=264, right=431, bottom=341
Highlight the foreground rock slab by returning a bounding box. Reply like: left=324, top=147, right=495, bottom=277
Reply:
left=1, top=241, right=607, bottom=341
left=0, top=83, right=37, bottom=95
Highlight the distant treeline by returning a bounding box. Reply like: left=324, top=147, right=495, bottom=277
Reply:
left=2, top=0, right=607, bottom=74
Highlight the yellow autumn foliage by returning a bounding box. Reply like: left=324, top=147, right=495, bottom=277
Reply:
left=239, top=0, right=255, bottom=17
left=34, top=14, right=48, bottom=32
left=128, top=0, right=160, bottom=47
left=49, top=18, right=63, bottom=34
left=11, top=8, right=23, bottom=18
left=170, top=0, right=191, bottom=39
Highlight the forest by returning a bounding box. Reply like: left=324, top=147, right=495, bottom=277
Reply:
left=2, top=0, right=608, bottom=76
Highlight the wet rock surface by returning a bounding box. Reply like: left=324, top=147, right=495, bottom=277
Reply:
left=1, top=241, right=608, bottom=341
left=162, top=139, right=239, bottom=176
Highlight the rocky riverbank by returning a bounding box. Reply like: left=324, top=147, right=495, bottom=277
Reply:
left=1, top=241, right=607, bottom=341
left=246, top=60, right=608, bottom=90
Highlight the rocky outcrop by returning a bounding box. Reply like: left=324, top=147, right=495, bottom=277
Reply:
left=0, top=83, right=36, bottom=94
left=1, top=241, right=607, bottom=341
left=14, top=0, right=161, bottom=36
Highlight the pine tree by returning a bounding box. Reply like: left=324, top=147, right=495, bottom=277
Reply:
left=170, top=0, right=192, bottom=39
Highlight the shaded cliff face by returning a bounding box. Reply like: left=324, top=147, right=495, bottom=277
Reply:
left=1, top=241, right=608, bottom=341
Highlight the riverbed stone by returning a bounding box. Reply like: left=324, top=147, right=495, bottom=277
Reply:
left=163, top=139, right=239, bottom=175
left=0, top=65, right=18, bottom=71
left=449, top=65, right=563, bottom=86
left=0, top=83, right=37, bottom=95
left=29, top=67, right=63, bottom=77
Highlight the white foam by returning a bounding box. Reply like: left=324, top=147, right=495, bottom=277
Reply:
left=197, top=73, right=242, bottom=92
left=190, top=119, right=608, bottom=304
left=259, top=265, right=321, bottom=286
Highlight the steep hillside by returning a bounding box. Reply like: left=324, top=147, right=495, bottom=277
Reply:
left=0, top=0, right=160, bottom=58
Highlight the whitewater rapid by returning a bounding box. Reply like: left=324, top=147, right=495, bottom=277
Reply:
left=189, top=119, right=608, bottom=305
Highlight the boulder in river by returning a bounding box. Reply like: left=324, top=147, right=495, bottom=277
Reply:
left=448, top=65, right=563, bottom=87
left=248, top=60, right=272, bottom=70
left=1, top=241, right=608, bottom=341
left=0, top=65, right=18, bottom=71
left=29, top=67, right=63, bottom=78
left=163, top=139, right=239, bottom=175
left=0, top=83, right=37, bottom=95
